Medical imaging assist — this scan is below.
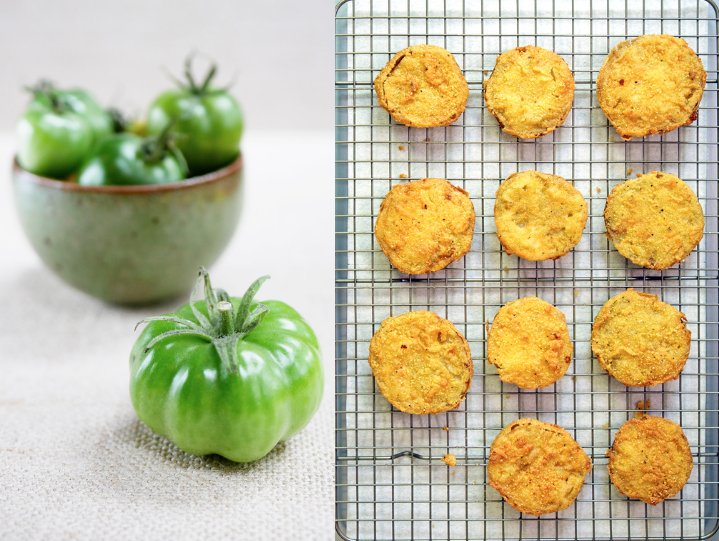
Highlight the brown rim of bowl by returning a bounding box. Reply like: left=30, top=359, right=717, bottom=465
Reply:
left=12, top=154, right=243, bottom=194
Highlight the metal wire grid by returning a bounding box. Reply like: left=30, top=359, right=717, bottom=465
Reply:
left=335, top=1, right=719, bottom=540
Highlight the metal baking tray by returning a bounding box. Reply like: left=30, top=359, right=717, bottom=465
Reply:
left=335, top=1, right=719, bottom=539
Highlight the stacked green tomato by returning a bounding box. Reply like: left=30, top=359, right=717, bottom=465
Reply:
left=75, top=124, right=188, bottom=186
left=15, top=57, right=244, bottom=185
left=146, top=57, right=244, bottom=177
left=16, top=81, right=113, bottom=179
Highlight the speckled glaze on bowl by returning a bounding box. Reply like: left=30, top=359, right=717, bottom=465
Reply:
left=12, top=156, right=243, bottom=305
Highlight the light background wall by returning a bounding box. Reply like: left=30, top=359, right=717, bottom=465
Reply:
left=0, top=0, right=334, bottom=133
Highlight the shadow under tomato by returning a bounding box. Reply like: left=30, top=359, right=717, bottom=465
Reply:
left=98, top=416, right=289, bottom=476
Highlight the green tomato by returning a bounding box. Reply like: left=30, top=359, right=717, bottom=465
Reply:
left=16, top=100, right=94, bottom=179
left=130, top=269, right=324, bottom=463
left=146, top=57, right=243, bottom=176
left=27, top=82, right=113, bottom=145
left=76, top=131, right=186, bottom=186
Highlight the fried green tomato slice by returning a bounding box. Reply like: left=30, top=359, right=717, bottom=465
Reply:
left=486, top=297, right=573, bottom=389
left=596, top=34, right=706, bottom=140
left=484, top=45, right=575, bottom=139
left=494, top=170, right=587, bottom=261
left=604, top=171, right=704, bottom=270
left=488, top=418, right=592, bottom=516
left=607, top=415, right=693, bottom=505
left=375, top=178, right=475, bottom=275
left=368, top=311, right=473, bottom=415
left=591, top=289, right=690, bottom=387
left=374, top=44, right=469, bottom=127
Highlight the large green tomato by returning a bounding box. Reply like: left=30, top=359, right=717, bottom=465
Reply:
left=76, top=129, right=186, bottom=186
left=130, top=269, right=324, bottom=463
left=16, top=99, right=94, bottom=179
left=146, top=57, right=243, bottom=176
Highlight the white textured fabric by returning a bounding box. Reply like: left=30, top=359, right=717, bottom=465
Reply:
left=0, top=131, right=335, bottom=540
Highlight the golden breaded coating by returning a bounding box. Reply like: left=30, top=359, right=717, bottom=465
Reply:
left=484, top=45, right=575, bottom=139
left=488, top=418, right=592, bottom=516
left=494, top=170, right=587, bottom=261
left=591, top=289, right=690, bottom=387
left=604, top=171, right=704, bottom=270
left=486, top=297, right=573, bottom=389
left=375, top=178, right=475, bottom=274
left=368, top=311, right=473, bottom=415
left=607, top=415, right=693, bottom=505
left=374, top=45, right=469, bottom=127
left=596, top=34, right=706, bottom=140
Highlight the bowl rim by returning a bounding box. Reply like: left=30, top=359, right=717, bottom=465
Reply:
left=12, top=154, right=242, bottom=194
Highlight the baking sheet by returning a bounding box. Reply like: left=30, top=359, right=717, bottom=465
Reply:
left=335, top=1, right=719, bottom=539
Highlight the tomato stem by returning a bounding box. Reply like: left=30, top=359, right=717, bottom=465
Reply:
left=138, top=119, right=187, bottom=174
left=107, top=107, right=129, bottom=133
left=136, top=268, right=271, bottom=375
left=179, top=53, right=218, bottom=95
left=199, top=64, right=217, bottom=93
left=141, top=119, right=173, bottom=161
left=25, top=80, right=68, bottom=115
left=217, top=301, right=234, bottom=337
left=184, top=55, right=198, bottom=93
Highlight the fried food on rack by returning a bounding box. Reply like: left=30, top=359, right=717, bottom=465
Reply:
left=488, top=418, right=592, bottom=516
left=596, top=34, right=706, bottom=140
left=494, top=170, right=587, bottom=261
left=603, top=171, right=704, bottom=270
left=368, top=311, right=473, bottom=415
left=484, top=45, right=575, bottom=138
left=607, top=415, right=693, bottom=505
left=591, top=289, right=691, bottom=387
left=486, top=297, right=573, bottom=389
left=375, top=178, right=475, bottom=274
left=374, top=44, right=469, bottom=127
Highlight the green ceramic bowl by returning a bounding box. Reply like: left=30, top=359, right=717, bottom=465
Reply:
left=12, top=156, right=243, bottom=305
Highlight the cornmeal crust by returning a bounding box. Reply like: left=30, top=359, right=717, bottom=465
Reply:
left=494, top=170, right=588, bottom=261
left=375, top=178, right=475, bottom=274
left=368, top=311, right=473, bottom=415
left=488, top=418, right=592, bottom=516
left=596, top=34, right=706, bottom=140
left=484, top=45, right=575, bottom=139
left=591, top=289, right=690, bottom=387
left=374, top=44, right=469, bottom=127
left=607, top=415, right=693, bottom=505
left=604, top=171, right=704, bottom=270
left=486, top=297, right=573, bottom=389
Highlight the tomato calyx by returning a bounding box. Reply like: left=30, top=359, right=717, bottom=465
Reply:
left=107, top=107, right=131, bottom=134
left=26, top=80, right=71, bottom=115
left=186, top=56, right=217, bottom=95
left=169, top=53, right=227, bottom=96
left=136, top=268, right=271, bottom=375
left=138, top=119, right=188, bottom=173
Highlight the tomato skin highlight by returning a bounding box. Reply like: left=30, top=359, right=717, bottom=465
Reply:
left=56, top=88, right=114, bottom=145
left=76, top=134, right=186, bottom=186
left=130, top=292, right=324, bottom=463
left=16, top=103, right=94, bottom=179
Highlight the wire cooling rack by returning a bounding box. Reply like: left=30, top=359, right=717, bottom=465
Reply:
left=335, top=1, right=719, bottom=540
